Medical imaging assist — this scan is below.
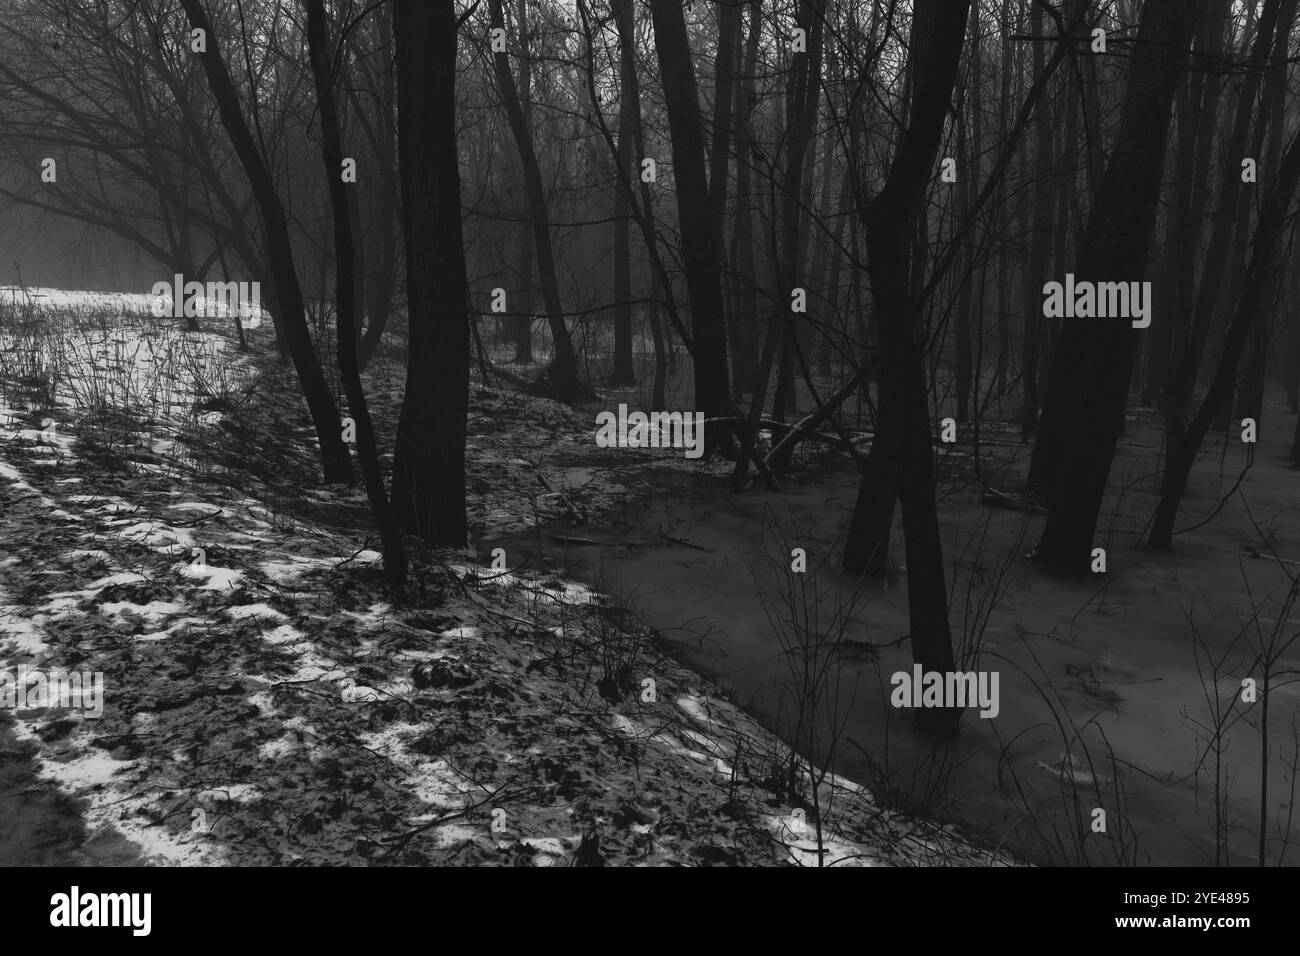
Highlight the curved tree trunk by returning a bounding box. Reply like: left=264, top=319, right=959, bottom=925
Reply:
left=305, top=0, right=406, bottom=589
left=178, top=0, right=353, bottom=484
left=488, top=0, right=582, bottom=400
left=843, top=0, right=973, bottom=739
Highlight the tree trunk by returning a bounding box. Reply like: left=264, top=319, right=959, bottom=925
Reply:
left=763, top=0, right=828, bottom=476
left=178, top=0, right=353, bottom=484
left=390, top=0, right=471, bottom=546
left=1148, top=0, right=1281, bottom=546
left=649, top=0, right=736, bottom=454
left=359, top=8, right=399, bottom=370
left=488, top=0, right=582, bottom=400
left=844, top=0, right=972, bottom=739
left=729, top=0, right=763, bottom=403
left=1019, top=3, right=1052, bottom=442
left=305, top=0, right=406, bottom=589
left=609, top=0, right=637, bottom=387
left=1030, top=0, right=1201, bottom=574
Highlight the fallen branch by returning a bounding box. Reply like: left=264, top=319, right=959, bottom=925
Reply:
left=657, top=526, right=714, bottom=552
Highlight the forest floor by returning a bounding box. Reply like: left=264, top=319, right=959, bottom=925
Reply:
left=0, top=294, right=1012, bottom=866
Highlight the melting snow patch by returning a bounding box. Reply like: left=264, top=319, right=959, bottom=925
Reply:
left=64, top=549, right=114, bottom=563
left=195, top=785, right=263, bottom=806
left=440, top=625, right=480, bottom=640
left=39, top=749, right=135, bottom=789
left=611, top=713, right=641, bottom=737
left=99, top=600, right=184, bottom=622
left=226, top=603, right=286, bottom=622
left=261, top=624, right=303, bottom=646
left=258, top=735, right=299, bottom=761
left=0, top=606, right=47, bottom=654
left=86, top=572, right=149, bottom=590
left=676, top=693, right=714, bottom=725
left=176, top=562, right=243, bottom=590
left=260, top=556, right=335, bottom=584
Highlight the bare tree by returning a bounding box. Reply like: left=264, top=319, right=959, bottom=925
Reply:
left=305, top=0, right=406, bottom=586
left=179, top=0, right=353, bottom=484
left=389, top=0, right=472, bottom=545
left=842, top=0, right=973, bottom=739
left=1027, top=0, right=1201, bottom=574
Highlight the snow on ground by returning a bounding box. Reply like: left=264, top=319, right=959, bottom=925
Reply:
left=0, top=294, right=1015, bottom=866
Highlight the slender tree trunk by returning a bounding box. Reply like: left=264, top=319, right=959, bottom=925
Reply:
left=1148, top=63, right=1199, bottom=408
left=1151, top=129, right=1300, bottom=544
left=1020, top=3, right=1052, bottom=442
left=609, top=0, right=637, bottom=386
left=766, top=0, right=828, bottom=475
left=359, top=9, right=398, bottom=370
left=1287, top=237, right=1300, bottom=411
left=515, top=228, right=535, bottom=363
left=1149, top=0, right=1279, bottom=545
left=648, top=265, right=667, bottom=409
left=488, top=0, right=582, bottom=399
left=305, top=0, right=406, bottom=588
left=729, top=0, right=762, bottom=403
left=953, top=11, right=979, bottom=423
left=1235, top=0, right=1298, bottom=426
left=178, top=0, right=352, bottom=484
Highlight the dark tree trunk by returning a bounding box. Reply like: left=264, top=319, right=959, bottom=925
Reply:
left=759, top=0, right=827, bottom=476
left=649, top=0, right=736, bottom=454
left=488, top=0, right=582, bottom=399
left=1029, top=0, right=1201, bottom=574
left=515, top=228, right=535, bottom=363
left=647, top=266, right=667, bottom=409
left=390, top=0, right=471, bottom=546
left=729, top=0, right=762, bottom=404
left=178, top=0, right=353, bottom=484
left=1288, top=238, right=1300, bottom=412
left=1234, top=0, right=1298, bottom=427
left=1150, top=129, right=1300, bottom=546
left=843, top=0, right=972, bottom=739
left=1148, top=0, right=1281, bottom=547
left=953, top=14, right=976, bottom=423
left=1019, top=3, right=1052, bottom=442
left=609, top=0, right=637, bottom=387
left=359, top=8, right=399, bottom=371
left=305, top=0, right=406, bottom=589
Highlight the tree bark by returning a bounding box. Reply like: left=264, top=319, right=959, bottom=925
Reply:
left=609, top=0, right=637, bottom=387
left=1019, top=3, right=1053, bottom=443
left=1029, top=0, right=1201, bottom=574
left=649, top=0, right=737, bottom=454
left=488, top=0, right=582, bottom=400
left=178, top=0, right=353, bottom=484
left=390, top=0, right=471, bottom=546
left=843, top=0, right=972, bottom=738
left=305, top=0, right=406, bottom=588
